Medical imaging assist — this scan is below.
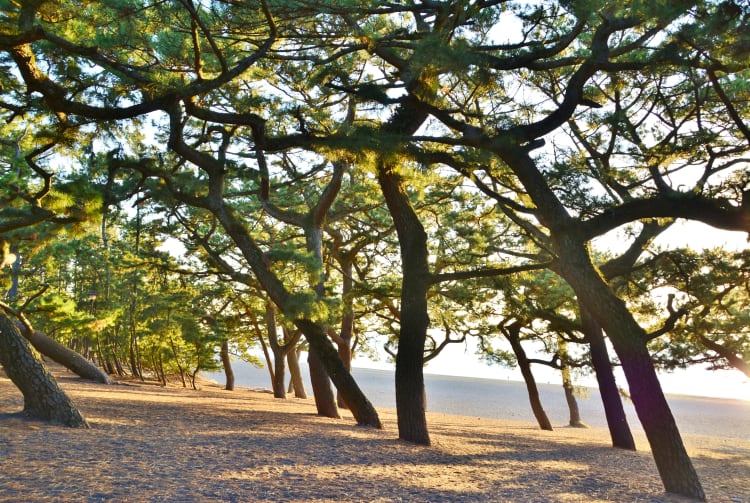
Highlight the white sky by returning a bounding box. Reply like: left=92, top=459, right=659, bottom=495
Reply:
left=354, top=336, right=750, bottom=402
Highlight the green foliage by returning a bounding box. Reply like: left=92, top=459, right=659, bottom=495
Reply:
left=2, top=0, right=749, bottom=398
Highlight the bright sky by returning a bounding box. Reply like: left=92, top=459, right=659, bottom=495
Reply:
left=354, top=336, right=750, bottom=402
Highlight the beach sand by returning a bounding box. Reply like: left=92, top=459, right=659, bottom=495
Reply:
left=0, top=367, right=748, bottom=502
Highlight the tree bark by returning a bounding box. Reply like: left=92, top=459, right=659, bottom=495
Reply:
left=558, top=336, right=586, bottom=428
left=334, top=257, right=355, bottom=408
left=265, top=303, right=287, bottom=399
left=378, top=166, right=431, bottom=445
left=220, top=339, right=234, bottom=391
left=303, top=225, right=340, bottom=417
left=295, top=319, right=380, bottom=427
left=500, top=146, right=704, bottom=500
left=14, top=320, right=112, bottom=384
left=580, top=304, right=636, bottom=449
left=308, top=345, right=340, bottom=418
left=504, top=322, right=553, bottom=431
left=0, top=312, right=89, bottom=428
left=558, top=236, right=705, bottom=500
left=287, top=347, right=307, bottom=398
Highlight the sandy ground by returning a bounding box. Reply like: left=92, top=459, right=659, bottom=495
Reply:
left=0, top=367, right=748, bottom=503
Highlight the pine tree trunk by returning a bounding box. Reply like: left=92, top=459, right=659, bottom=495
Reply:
left=0, top=312, right=89, bottom=428
left=308, top=346, right=340, bottom=418
left=580, top=304, right=635, bottom=449
left=220, top=339, right=234, bottom=391
left=505, top=323, right=553, bottom=431
left=271, top=346, right=287, bottom=399
left=558, top=336, right=586, bottom=428
left=378, top=166, right=431, bottom=445
left=265, top=303, right=287, bottom=399
left=295, top=319, right=381, bottom=428
left=557, top=236, right=705, bottom=500
left=287, top=347, right=306, bottom=398
left=336, top=258, right=355, bottom=408
left=15, top=321, right=112, bottom=384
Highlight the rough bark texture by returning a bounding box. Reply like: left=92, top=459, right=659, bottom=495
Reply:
left=220, top=339, right=234, bottom=391
left=295, top=319, right=380, bottom=427
left=287, top=348, right=307, bottom=399
left=501, top=146, right=704, bottom=500
left=308, top=346, right=340, bottom=418
left=504, top=323, right=553, bottom=431
left=0, top=312, right=89, bottom=428
left=378, top=166, right=431, bottom=445
left=580, top=304, right=636, bottom=449
left=557, top=237, right=705, bottom=500
left=14, top=321, right=112, bottom=384
left=558, top=337, right=586, bottom=428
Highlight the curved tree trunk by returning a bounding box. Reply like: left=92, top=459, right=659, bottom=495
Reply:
left=580, top=304, right=635, bottom=449
left=220, top=339, right=234, bottom=391
left=504, top=322, right=553, bottom=431
left=501, top=146, right=704, bottom=500
left=558, top=336, right=586, bottom=428
left=208, top=195, right=381, bottom=428
left=557, top=236, right=704, bottom=500
left=378, top=166, right=431, bottom=445
left=0, top=312, right=89, bottom=428
left=14, top=320, right=112, bottom=384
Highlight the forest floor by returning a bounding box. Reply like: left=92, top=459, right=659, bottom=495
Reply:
left=0, top=364, right=748, bottom=503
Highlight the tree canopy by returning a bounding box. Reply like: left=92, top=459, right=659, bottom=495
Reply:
left=1, top=1, right=749, bottom=500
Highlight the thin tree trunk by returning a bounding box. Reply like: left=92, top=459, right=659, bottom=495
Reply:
left=287, top=346, right=306, bottom=398
left=504, top=322, right=553, bottom=431
left=558, top=336, right=586, bottom=428
left=220, top=339, right=235, bottom=391
left=252, top=315, right=275, bottom=387
left=580, top=304, right=635, bottom=448
left=265, top=303, right=291, bottom=399
left=335, top=258, right=355, bottom=408
left=111, top=339, right=126, bottom=377
left=0, top=312, right=89, bottom=428
left=168, top=336, right=187, bottom=388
